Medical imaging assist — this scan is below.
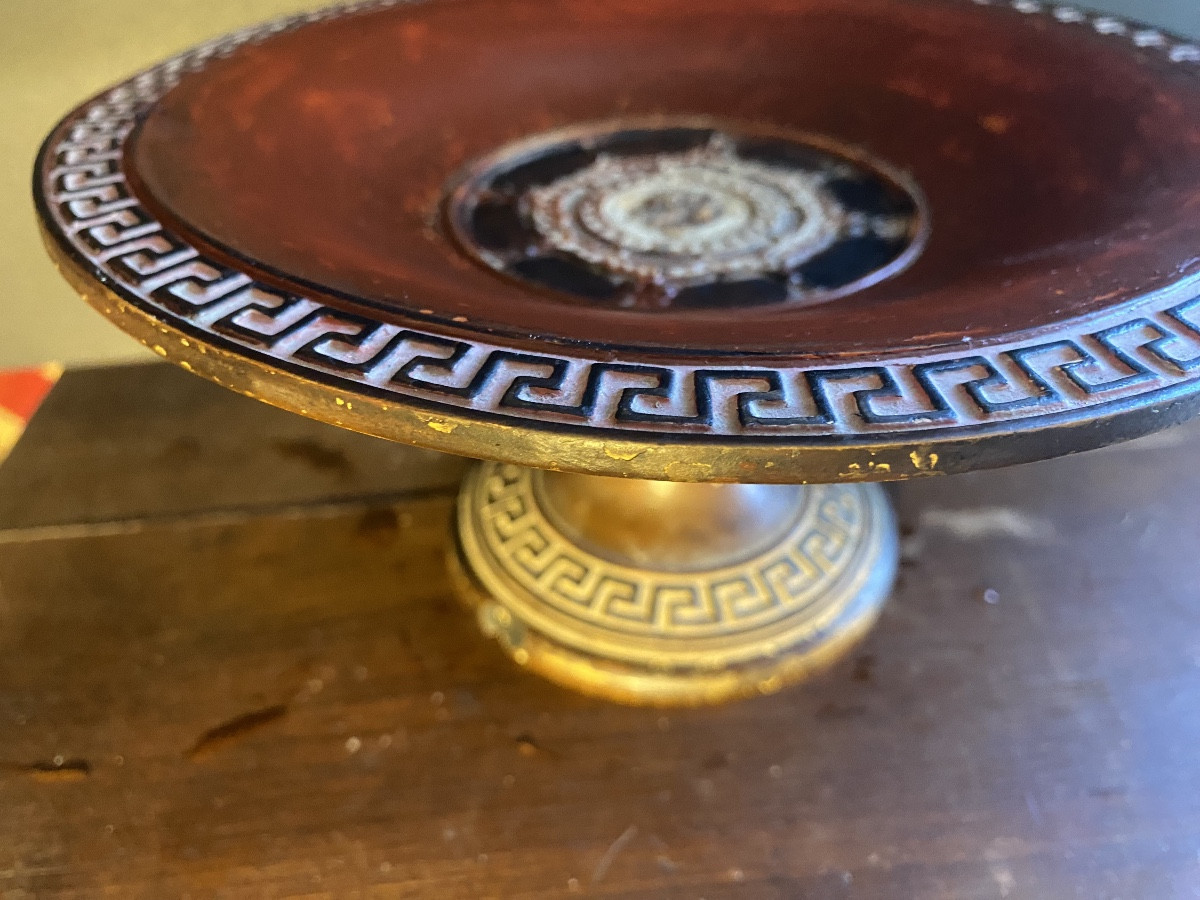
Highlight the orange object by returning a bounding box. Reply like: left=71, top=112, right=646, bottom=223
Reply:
left=0, top=364, right=61, bottom=462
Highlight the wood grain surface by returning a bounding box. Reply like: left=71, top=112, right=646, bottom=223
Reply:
left=0, top=362, right=1198, bottom=899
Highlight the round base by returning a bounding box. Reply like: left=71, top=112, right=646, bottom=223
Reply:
left=451, top=464, right=899, bottom=706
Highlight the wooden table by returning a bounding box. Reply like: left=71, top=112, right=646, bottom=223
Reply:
left=1, top=362, right=1197, bottom=899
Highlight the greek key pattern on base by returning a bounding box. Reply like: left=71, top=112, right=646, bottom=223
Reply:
left=37, top=0, right=1200, bottom=442
left=465, top=464, right=875, bottom=643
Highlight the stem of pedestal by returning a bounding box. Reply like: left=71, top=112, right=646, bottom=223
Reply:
left=449, top=463, right=898, bottom=706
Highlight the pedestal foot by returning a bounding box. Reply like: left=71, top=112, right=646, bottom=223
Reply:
left=450, top=463, right=899, bottom=706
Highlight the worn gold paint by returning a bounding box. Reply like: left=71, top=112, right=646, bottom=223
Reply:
left=910, top=449, right=941, bottom=471
left=452, top=463, right=899, bottom=706
left=44, top=222, right=1170, bottom=486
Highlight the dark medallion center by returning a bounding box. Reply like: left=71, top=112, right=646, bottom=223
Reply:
left=446, top=120, right=927, bottom=310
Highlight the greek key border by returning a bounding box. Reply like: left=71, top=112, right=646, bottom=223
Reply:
left=36, top=0, right=1200, bottom=441
left=472, top=466, right=867, bottom=640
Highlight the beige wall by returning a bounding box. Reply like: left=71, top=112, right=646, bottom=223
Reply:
left=2, top=0, right=327, bottom=368
left=3, top=0, right=1198, bottom=368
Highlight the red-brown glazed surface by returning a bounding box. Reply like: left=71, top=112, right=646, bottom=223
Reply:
left=34, top=0, right=1200, bottom=481
left=127, top=0, right=1200, bottom=357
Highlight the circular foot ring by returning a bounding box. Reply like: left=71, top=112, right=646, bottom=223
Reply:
left=451, top=463, right=899, bottom=706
